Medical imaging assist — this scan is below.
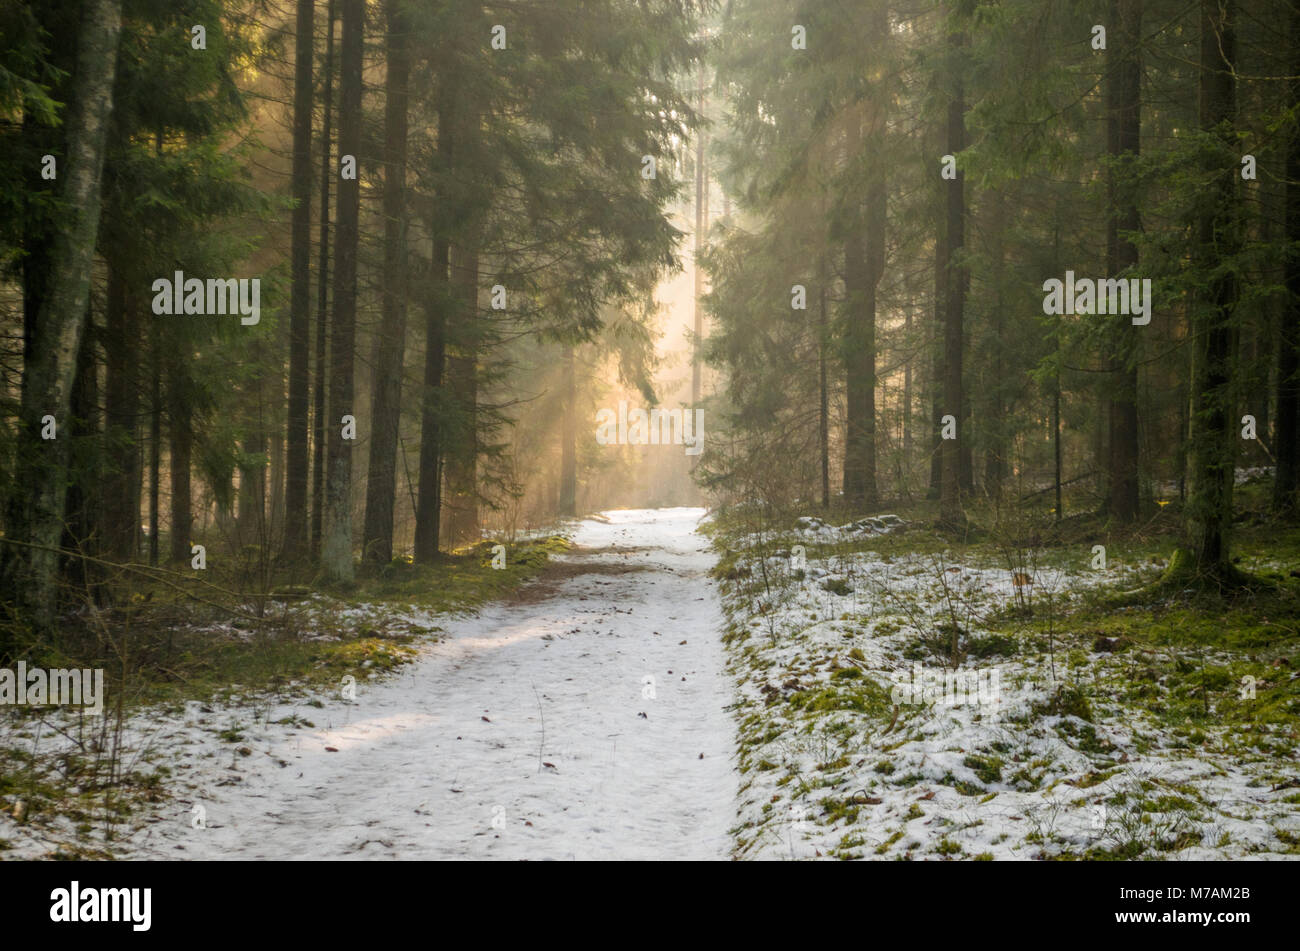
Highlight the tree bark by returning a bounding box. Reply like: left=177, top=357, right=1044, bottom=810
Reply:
left=1, top=0, right=122, bottom=636
left=939, top=22, right=968, bottom=530
left=1275, top=0, right=1300, bottom=511
left=103, top=259, right=139, bottom=560
left=818, top=269, right=830, bottom=509
left=1106, top=0, right=1143, bottom=522
left=414, top=84, right=454, bottom=564
left=842, top=214, right=879, bottom=509
left=362, top=0, right=411, bottom=564
left=559, top=347, right=577, bottom=516
left=62, top=314, right=99, bottom=587
left=312, top=0, right=336, bottom=558
left=238, top=397, right=267, bottom=546
left=843, top=99, right=884, bottom=510
left=321, top=0, right=363, bottom=582
left=283, top=0, right=315, bottom=559
left=414, top=234, right=448, bottom=562
left=928, top=196, right=946, bottom=501
left=149, top=322, right=161, bottom=566
left=443, top=243, right=480, bottom=544
left=903, top=305, right=913, bottom=494
left=1184, top=0, right=1238, bottom=576
left=168, top=364, right=193, bottom=565
left=692, top=66, right=706, bottom=408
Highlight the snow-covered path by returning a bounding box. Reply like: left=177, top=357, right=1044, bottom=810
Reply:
left=129, top=507, right=734, bottom=860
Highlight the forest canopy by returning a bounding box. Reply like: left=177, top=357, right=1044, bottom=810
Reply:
left=0, top=0, right=1297, bottom=646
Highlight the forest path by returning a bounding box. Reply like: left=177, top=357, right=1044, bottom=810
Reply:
left=128, top=507, right=735, bottom=860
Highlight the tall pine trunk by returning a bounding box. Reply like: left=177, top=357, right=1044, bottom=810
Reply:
left=843, top=98, right=885, bottom=510
left=444, top=243, right=480, bottom=544
left=149, top=323, right=161, bottom=566
left=283, top=0, right=314, bottom=558
left=63, top=319, right=99, bottom=587
left=984, top=203, right=1006, bottom=501
left=1106, top=0, right=1143, bottom=521
left=692, top=66, right=706, bottom=408
left=414, top=234, right=448, bottom=562
left=1183, top=0, right=1239, bottom=577
left=312, top=0, right=336, bottom=558
left=1275, top=0, right=1300, bottom=512
left=939, top=20, right=968, bottom=530
left=168, top=364, right=193, bottom=564
left=559, top=347, right=577, bottom=516
left=928, top=201, right=946, bottom=501
left=414, top=84, right=455, bottom=564
left=103, top=259, right=139, bottom=560
left=321, top=0, right=363, bottom=582
left=362, top=0, right=411, bottom=564
left=842, top=217, right=880, bottom=507
left=818, top=269, right=830, bottom=509
left=1, top=0, right=122, bottom=638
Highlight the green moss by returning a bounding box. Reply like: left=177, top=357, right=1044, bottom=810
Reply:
left=1036, top=684, right=1093, bottom=722
left=875, top=829, right=905, bottom=854
left=963, top=755, right=1004, bottom=785
left=787, top=680, right=891, bottom=717
left=939, top=772, right=985, bottom=796
left=821, top=797, right=860, bottom=824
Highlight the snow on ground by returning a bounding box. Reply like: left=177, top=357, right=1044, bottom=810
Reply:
left=720, top=522, right=1300, bottom=860
left=1, top=508, right=735, bottom=860
left=8, top=505, right=1295, bottom=862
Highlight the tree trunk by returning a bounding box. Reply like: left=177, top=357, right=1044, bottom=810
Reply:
left=321, top=0, right=363, bottom=582
left=1275, top=0, right=1300, bottom=511
left=62, top=314, right=99, bottom=588
left=103, top=259, right=139, bottom=560
left=1, top=0, right=122, bottom=637
left=928, top=202, right=946, bottom=501
left=818, top=271, right=830, bottom=509
left=168, top=365, right=193, bottom=564
left=939, top=22, right=967, bottom=530
left=444, top=243, right=480, bottom=544
left=414, top=234, right=448, bottom=563
left=984, top=201, right=1007, bottom=501
left=1184, top=0, right=1238, bottom=576
left=843, top=102, right=884, bottom=510
left=312, top=0, right=336, bottom=558
left=414, top=84, right=454, bottom=565
left=691, top=66, right=706, bottom=407
left=903, top=305, right=913, bottom=494
left=842, top=220, right=880, bottom=508
left=1105, top=0, right=1143, bottom=522
left=149, top=323, right=161, bottom=566
left=559, top=347, right=577, bottom=516
left=283, top=0, right=315, bottom=559
left=238, top=429, right=267, bottom=545
left=362, top=0, right=411, bottom=565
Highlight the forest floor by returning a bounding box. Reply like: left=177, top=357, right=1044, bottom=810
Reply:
left=3, top=499, right=1299, bottom=860
left=0, top=508, right=734, bottom=859
left=711, top=489, right=1300, bottom=860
